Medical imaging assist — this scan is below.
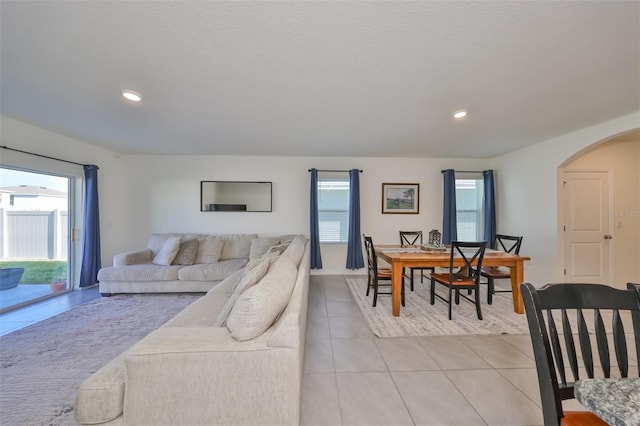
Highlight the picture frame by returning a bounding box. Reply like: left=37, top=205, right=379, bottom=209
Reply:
left=382, top=183, right=420, bottom=214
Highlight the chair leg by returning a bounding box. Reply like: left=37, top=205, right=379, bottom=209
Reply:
left=455, top=289, right=460, bottom=305
left=401, top=280, right=405, bottom=307
left=475, top=284, right=483, bottom=320
left=448, top=285, right=453, bottom=320
left=366, top=275, right=371, bottom=296
left=372, top=278, right=378, bottom=307
left=410, top=269, right=414, bottom=291
left=487, top=277, right=494, bottom=305
left=430, top=278, right=435, bottom=304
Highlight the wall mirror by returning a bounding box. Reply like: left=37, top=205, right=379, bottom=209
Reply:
left=200, top=181, right=272, bottom=212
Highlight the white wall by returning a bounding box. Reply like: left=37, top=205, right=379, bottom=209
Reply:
left=3, top=111, right=639, bottom=282
left=119, top=155, right=493, bottom=274
left=495, top=112, right=640, bottom=287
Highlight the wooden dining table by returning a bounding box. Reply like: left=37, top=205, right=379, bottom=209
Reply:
left=375, top=244, right=531, bottom=317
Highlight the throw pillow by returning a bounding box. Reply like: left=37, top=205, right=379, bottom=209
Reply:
left=195, top=237, right=224, bottom=264
left=152, top=236, right=182, bottom=266
left=172, top=239, right=199, bottom=265
left=214, top=256, right=272, bottom=327
left=226, top=257, right=297, bottom=341
left=249, top=237, right=280, bottom=260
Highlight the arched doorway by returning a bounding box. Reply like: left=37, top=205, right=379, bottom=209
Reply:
left=559, top=129, right=640, bottom=288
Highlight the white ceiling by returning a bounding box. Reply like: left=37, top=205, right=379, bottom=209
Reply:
left=1, top=1, right=638, bottom=158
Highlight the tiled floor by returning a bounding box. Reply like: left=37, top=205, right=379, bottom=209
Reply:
left=300, top=275, right=589, bottom=426
left=0, top=286, right=101, bottom=336
left=1, top=276, right=588, bottom=425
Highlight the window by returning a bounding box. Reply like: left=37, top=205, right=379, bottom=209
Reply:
left=317, top=177, right=350, bottom=243
left=456, top=176, right=484, bottom=241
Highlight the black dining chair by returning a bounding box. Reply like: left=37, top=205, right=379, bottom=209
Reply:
left=480, top=234, right=523, bottom=304
left=521, top=282, right=640, bottom=426
left=363, top=234, right=404, bottom=307
left=399, top=231, right=434, bottom=291
left=430, top=241, right=486, bottom=320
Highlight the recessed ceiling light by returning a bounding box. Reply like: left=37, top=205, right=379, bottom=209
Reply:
left=122, top=90, right=143, bottom=102
left=453, top=110, right=467, bottom=119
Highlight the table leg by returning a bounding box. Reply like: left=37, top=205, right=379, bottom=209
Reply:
left=510, top=263, right=525, bottom=314
left=392, top=262, right=403, bottom=316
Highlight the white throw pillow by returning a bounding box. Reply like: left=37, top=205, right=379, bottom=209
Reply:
left=195, top=237, right=224, bottom=264
left=172, top=239, right=199, bottom=265
left=226, top=257, right=297, bottom=341
left=214, top=254, right=275, bottom=327
left=153, top=236, right=182, bottom=266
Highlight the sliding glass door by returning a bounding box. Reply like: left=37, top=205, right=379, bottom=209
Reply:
left=0, top=167, right=73, bottom=312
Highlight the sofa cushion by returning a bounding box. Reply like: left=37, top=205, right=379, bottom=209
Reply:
left=178, top=259, right=248, bottom=281
left=153, top=236, right=182, bottom=266
left=194, top=237, right=224, bottom=264
left=214, top=255, right=274, bottom=327
left=226, top=256, right=297, bottom=341
left=98, top=264, right=182, bottom=281
left=172, top=239, right=199, bottom=265
left=220, top=234, right=257, bottom=260
left=249, top=237, right=280, bottom=260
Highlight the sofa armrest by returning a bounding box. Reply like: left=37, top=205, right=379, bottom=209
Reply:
left=122, top=327, right=300, bottom=425
left=113, top=249, right=153, bottom=267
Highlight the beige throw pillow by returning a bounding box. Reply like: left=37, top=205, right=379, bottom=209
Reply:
left=172, top=239, right=199, bottom=265
left=249, top=237, right=280, bottom=260
left=214, top=256, right=272, bottom=327
left=195, top=237, right=224, bottom=264
left=226, top=257, right=297, bottom=341
left=152, top=236, right=182, bottom=266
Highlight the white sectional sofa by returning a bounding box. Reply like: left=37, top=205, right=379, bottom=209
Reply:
left=75, top=234, right=310, bottom=426
left=98, top=233, right=295, bottom=296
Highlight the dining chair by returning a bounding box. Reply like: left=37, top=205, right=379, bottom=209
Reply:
left=399, top=231, right=434, bottom=291
left=430, top=241, right=486, bottom=320
left=480, top=234, right=523, bottom=304
left=521, top=282, right=640, bottom=426
left=363, top=234, right=404, bottom=307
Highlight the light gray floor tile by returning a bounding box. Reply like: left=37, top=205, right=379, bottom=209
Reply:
left=418, top=336, right=492, bottom=370
left=301, top=373, right=342, bottom=426
left=375, top=337, right=441, bottom=371
left=392, top=370, right=487, bottom=425
left=332, top=338, right=387, bottom=372
left=326, top=300, right=364, bottom=318
left=304, top=338, right=335, bottom=373
left=306, top=315, right=330, bottom=340
left=458, top=334, right=535, bottom=368
left=496, top=368, right=542, bottom=406
left=329, top=316, right=372, bottom=339
left=498, top=334, right=534, bottom=358
left=445, top=369, right=544, bottom=425
left=336, top=372, right=413, bottom=426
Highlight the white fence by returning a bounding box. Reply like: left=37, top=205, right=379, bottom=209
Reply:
left=0, top=209, right=68, bottom=261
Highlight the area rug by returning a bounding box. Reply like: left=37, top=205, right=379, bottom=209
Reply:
left=0, top=293, right=202, bottom=426
left=346, top=278, right=529, bottom=338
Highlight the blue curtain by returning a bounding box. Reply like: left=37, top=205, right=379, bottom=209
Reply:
left=80, top=165, right=101, bottom=287
left=442, top=169, right=457, bottom=244
left=309, top=168, right=323, bottom=269
left=483, top=170, right=497, bottom=247
left=345, top=169, right=364, bottom=270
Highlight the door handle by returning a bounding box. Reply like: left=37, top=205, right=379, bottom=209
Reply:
left=604, top=234, right=613, bottom=240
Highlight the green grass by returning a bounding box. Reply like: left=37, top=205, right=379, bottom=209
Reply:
left=0, top=261, right=67, bottom=284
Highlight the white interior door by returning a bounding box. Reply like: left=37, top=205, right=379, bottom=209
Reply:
left=563, top=171, right=612, bottom=285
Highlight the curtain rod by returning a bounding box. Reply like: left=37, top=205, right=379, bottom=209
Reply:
left=441, top=169, right=485, bottom=173
left=308, top=169, right=363, bottom=173
left=1, top=145, right=91, bottom=167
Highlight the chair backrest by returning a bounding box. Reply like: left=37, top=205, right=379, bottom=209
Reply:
left=448, top=241, right=487, bottom=283
left=362, top=234, right=378, bottom=277
left=400, top=231, right=422, bottom=246
left=494, top=234, right=522, bottom=254
left=521, top=282, right=640, bottom=426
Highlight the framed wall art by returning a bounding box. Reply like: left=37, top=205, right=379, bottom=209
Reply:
left=382, top=183, right=419, bottom=214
